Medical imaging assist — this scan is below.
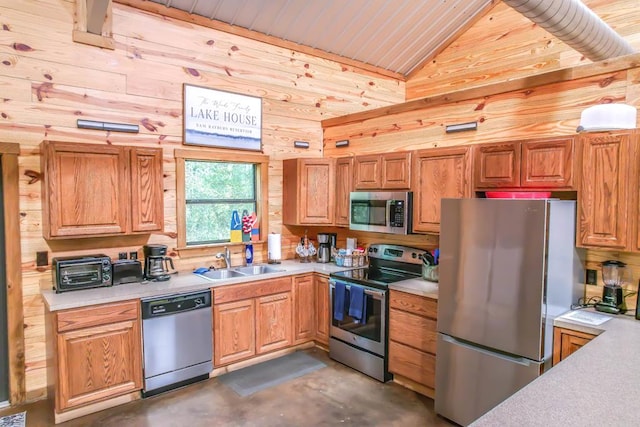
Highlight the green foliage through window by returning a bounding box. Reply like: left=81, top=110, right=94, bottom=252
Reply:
left=185, top=160, right=257, bottom=245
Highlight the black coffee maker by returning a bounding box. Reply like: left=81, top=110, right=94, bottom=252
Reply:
left=143, top=244, right=175, bottom=281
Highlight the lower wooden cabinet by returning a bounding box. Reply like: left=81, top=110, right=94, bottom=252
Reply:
left=293, top=274, right=316, bottom=343
left=256, top=292, right=293, bottom=354
left=213, top=299, right=256, bottom=366
left=53, top=300, right=142, bottom=413
left=315, top=274, right=330, bottom=346
left=213, top=277, right=293, bottom=366
left=552, top=326, right=596, bottom=365
left=388, top=290, right=438, bottom=397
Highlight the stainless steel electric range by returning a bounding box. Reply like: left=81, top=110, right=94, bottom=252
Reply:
left=329, top=244, right=428, bottom=382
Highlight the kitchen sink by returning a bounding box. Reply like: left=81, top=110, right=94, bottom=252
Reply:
left=197, top=269, right=245, bottom=281
left=195, top=264, right=284, bottom=281
left=233, top=265, right=284, bottom=276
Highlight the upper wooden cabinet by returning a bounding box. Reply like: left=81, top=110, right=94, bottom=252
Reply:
left=354, top=152, right=411, bottom=190
left=334, top=157, right=354, bottom=227
left=41, top=141, right=164, bottom=239
left=412, top=146, right=473, bottom=234
left=283, top=158, right=335, bottom=225
left=578, top=131, right=639, bottom=250
left=474, top=137, right=575, bottom=190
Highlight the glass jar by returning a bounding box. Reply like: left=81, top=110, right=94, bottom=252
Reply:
left=422, top=264, right=439, bottom=282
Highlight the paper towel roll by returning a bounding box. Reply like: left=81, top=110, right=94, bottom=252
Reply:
left=268, top=233, right=282, bottom=263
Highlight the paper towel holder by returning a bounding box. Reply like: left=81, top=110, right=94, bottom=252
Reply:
left=267, top=233, right=282, bottom=264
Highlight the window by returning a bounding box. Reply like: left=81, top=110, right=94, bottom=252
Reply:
left=175, top=149, right=269, bottom=252
left=185, top=161, right=256, bottom=245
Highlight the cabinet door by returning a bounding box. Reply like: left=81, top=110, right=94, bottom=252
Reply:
left=130, top=147, right=164, bottom=232
left=42, top=141, right=129, bottom=238
left=521, top=137, right=574, bottom=188
left=335, top=157, right=354, bottom=226
left=578, top=132, right=633, bottom=249
left=256, top=292, right=292, bottom=354
left=412, top=146, right=472, bottom=233
left=214, top=299, right=255, bottom=366
left=315, top=275, right=330, bottom=345
left=293, top=275, right=316, bottom=343
left=56, top=319, right=142, bottom=412
left=354, top=154, right=381, bottom=189
left=283, top=158, right=335, bottom=225
left=382, top=152, right=411, bottom=189
left=552, top=327, right=596, bottom=365
left=474, top=142, right=520, bottom=188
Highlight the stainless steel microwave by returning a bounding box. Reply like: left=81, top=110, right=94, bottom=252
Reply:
left=349, top=191, right=412, bottom=234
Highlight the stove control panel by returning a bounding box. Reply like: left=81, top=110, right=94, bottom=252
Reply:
left=367, top=244, right=428, bottom=265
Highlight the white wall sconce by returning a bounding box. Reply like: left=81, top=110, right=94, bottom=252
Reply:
left=335, top=139, right=349, bottom=147
left=77, top=119, right=139, bottom=133
left=293, top=140, right=310, bottom=149
left=445, top=122, right=478, bottom=133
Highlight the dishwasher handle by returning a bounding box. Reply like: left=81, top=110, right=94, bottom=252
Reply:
left=141, top=290, right=211, bottom=319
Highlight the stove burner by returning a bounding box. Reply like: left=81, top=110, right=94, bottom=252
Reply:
left=331, top=267, right=419, bottom=288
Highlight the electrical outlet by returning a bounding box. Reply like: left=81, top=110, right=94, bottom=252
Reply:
left=586, top=269, right=597, bottom=285
left=36, top=251, right=48, bottom=267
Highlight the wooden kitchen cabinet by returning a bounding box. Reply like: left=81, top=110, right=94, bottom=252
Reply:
left=213, top=277, right=293, bottom=366
left=474, top=137, right=575, bottom=190
left=53, top=300, right=142, bottom=413
left=214, top=299, right=256, bottom=366
left=334, top=157, right=354, bottom=226
left=552, top=327, right=596, bottom=365
left=412, top=146, right=472, bottom=234
left=256, top=292, right=293, bottom=354
left=578, top=131, right=639, bottom=250
left=388, top=290, right=438, bottom=398
left=283, top=158, right=335, bottom=225
left=354, top=152, right=411, bottom=190
left=41, top=141, right=164, bottom=239
left=315, top=274, right=330, bottom=346
left=293, top=274, right=316, bottom=343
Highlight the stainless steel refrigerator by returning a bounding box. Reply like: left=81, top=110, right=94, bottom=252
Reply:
left=435, top=198, right=584, bottom=426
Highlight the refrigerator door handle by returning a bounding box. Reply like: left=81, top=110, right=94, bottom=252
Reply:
left=441, top=334, right=536, bottom=367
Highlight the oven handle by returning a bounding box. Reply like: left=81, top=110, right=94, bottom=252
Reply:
left=329, top=281, right=384, bottom=299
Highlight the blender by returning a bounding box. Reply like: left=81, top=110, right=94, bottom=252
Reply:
left=595, top=260, right=627, bottom=314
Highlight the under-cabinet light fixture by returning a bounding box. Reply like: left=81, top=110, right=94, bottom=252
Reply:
left=335, top=139, right=349, bottom=147
left=77, top=119, right=139, bottom=133
left=293, top=140, right=310, bottom=149
left=445, top=121, right=478, bottom=134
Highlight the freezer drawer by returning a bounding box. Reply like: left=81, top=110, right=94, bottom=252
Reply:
left=435, top=334, right=542, bottom=426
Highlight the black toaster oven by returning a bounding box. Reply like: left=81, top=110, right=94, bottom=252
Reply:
left=52, top=254, right=112, bottom=293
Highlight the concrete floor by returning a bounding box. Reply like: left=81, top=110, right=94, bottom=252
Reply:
left=1, top=348, right=453, bottom=427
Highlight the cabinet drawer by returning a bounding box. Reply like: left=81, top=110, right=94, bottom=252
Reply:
left=388, top=340, right=436, bottom=389
left=389, top=308, right=437, bottom=354
left=389, top=290, right=437, bottom=319
left=214, top=277, right=292, bottom=304
left=56, top=300, right=139, bottom=333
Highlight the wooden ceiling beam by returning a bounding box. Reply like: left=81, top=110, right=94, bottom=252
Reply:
left=73, top=0, right=115, bottom=49
left=322, top=52, right=640, bottom=128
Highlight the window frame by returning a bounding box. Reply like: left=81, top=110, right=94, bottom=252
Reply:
left=175, top=148, right=269, bottom=256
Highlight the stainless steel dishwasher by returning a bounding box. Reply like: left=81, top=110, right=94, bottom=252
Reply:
left=141, top=290, right=212, bottom=397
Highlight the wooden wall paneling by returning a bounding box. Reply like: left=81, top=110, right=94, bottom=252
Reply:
left=2, top=146, right=26, bottom=404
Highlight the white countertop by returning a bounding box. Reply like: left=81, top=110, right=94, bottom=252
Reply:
left=471, top=310, right=640, bottom=426
left=42, top=260, right=349, bottom=311
left=389, top=277, right=439, bottom=299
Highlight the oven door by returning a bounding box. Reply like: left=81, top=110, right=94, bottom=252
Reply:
left=329, top=280, right=386, bottom=356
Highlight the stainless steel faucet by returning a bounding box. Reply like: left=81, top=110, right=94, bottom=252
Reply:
left=215, top=247, right=231, bottom=269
